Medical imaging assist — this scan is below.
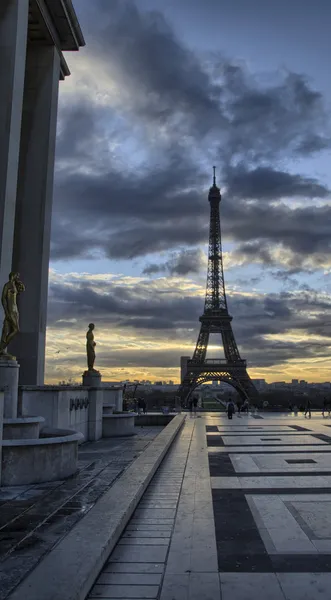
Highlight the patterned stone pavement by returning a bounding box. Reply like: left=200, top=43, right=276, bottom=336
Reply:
left=87, top=412, right=331, bottom=599
left=0, top=427, right=162, bottom=600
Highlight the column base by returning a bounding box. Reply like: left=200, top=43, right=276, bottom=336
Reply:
left=82, top=370, right=101, bottom=387
left=0, top=358, right=19, bottom=418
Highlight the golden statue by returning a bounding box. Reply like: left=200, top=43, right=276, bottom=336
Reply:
left=0, top=272, right=25, bottom=360
left=86, top=323, right=97, bottom=371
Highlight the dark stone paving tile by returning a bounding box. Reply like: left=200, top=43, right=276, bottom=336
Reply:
left=250, top=415, right=263, bottom=419
left=207, top=434, right=224, bottom=446
left=271, top=554, right=331, bottom=572
left=289, top=425, right=311, bottom=431
left=212, top=486, right=331, bottom=573
left=208, top=453, right=236, bottom=477
left=206, top=425, right=219, bottom=432
left=312, top=433, right=331, bottom=443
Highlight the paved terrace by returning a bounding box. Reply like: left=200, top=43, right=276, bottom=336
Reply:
left=87, top=412, right=331, bottom=600
left=0, top=427, right=162, bottom=599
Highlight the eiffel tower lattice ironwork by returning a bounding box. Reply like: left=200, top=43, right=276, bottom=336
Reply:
left=178, top=168, right=259, bottom=405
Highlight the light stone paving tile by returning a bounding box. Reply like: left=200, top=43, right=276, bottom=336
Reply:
left=290, top=500, right=331, bottom=537
left=89, top=583, right=159, bottom=598
left=159, top=573, right=189, bottom=600
left=277, top=573, right=331, bottom=600
left=110, top=544, right=168, bottom=563
left=208, top=445, right=331, bottom=453
left=279, top=494, right=331, bottom=502
left=267, top=528, right=317, bottom=553
left=191, top=518, right=219, bottom=573
left=267, top=476, right=331, bottom=488
left=118, top=537, right=170, bottom=546
left=134, top=508, right=176, bottom=519
left=130, top=518, right=174, bottom=525
left=312, top=540, right=331, bottom=552
left=188, top=573, right=221, bottom=600
left=126, top=524, right=173, bottom=532
left=103, top=563, right=164, bottom=574
left=123, top=531, right=171, bottom=538
left=96, top=572, right=163, bottom=585
left=211, top=476, right=250, bottom=489
left=220, top=573, right=285, bottom=600
left=138, top=503, right=178, bottom=509
left=230, top=454, right=261, bottom=473
left=224, top=434, right=327, bottom=446
left=249, top=495, right=317, bottom=554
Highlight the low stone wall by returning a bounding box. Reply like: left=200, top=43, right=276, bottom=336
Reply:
left=1, top=428, right=84, bottom=486
left=3, top=416, right=44, bottom=439
left=103, top=387, right=123, bottom=411
left=135, top=413, right=176, bottom=426
left=19, top=386, right=104, bottom=442
left=102, top=413, right=137, bottom=437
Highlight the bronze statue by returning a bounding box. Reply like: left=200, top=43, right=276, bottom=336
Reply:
left=0, top=272, right=25, bottom=360
left=86, top=323, right=97, bottom=371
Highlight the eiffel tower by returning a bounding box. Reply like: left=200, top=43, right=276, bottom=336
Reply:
left=179, top=168, right=259, bottom=405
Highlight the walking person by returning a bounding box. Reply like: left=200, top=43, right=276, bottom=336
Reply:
left=192, top=396, right=198, bottom=417
left=237, top=400, right=242, bottom=416
left=322, top=397, right=327, bottom=418
left=304, top=398, right=311, bottom=419
left=242, top=399, right=249, bottom=414
left=189, top=398, right=193, bottom=417
left=227, top=399, right=235, bottom=420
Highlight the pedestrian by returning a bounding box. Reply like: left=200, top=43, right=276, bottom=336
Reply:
left=304, top=398, right=311, bottom=419
left=192, top=396, right=198, bottom=417
left=237, top=400, right=242, bottom=415
left=227, top=399, right=235, bottom=420
left=242, top=399, right=249, bottom=414
left=189, top=398, right=193, bottom=417
left=141, top=398, right=147, bottom=414
left=322, top=397, right=327, bottom=418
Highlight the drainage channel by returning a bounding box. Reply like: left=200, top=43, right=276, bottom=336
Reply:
left=87, top=420, right=194, bottom=599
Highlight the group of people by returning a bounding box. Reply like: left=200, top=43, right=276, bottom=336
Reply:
left=226, top=398, right=249, bottom=419
left=189, top=396, right=199, bottom=417
left=136, top=397, right=147, bottom=414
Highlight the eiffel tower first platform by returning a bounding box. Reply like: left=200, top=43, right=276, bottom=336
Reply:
left=178, top=168, right=259, bottom=406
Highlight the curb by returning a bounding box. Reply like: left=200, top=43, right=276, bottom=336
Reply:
left=7, top=414, right=186, bottom=600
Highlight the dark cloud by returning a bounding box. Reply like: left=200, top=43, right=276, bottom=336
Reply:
left=51, top=0, right=331, bottom=273
left=143, top=248, right=205, bottom=275
left=225, top=165, right=329, bottom=201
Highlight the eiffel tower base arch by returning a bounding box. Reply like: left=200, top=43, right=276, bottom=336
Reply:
left=180, top=362, right=259, bottom=407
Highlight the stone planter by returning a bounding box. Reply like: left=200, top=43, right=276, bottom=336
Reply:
left=3, top=416, right=45, bottom=440
left=1, top=428, right=84, bottom=486
left=103, top=404, right=114, bottom=414
left=102, top=412, right=137, bottom=437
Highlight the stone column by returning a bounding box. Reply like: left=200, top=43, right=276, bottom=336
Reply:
left=0, top=0, right=29, bottom=293
left=0, top=388, right=3, bottom=486
left=0, top=359, right=19, bottom=418
left=11, top=44, right=61, bottom=384
left=82, top=370, right=102, bottom=387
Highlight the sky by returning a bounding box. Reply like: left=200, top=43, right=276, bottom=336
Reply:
left=45, top=0, right=331, bottom=385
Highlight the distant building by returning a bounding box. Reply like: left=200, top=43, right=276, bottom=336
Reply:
left=252, top=379, right=267, bottom=391
left=180, top=356, right=191, bottom=384
left=292, top=379, right=299, bottom=386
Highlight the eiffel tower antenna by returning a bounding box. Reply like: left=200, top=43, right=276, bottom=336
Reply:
left=178, top=169, right=259, bottom=406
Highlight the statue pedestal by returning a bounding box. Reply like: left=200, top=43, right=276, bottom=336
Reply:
left=82, top=370, right=101, bottom=387
left=0, top=359, right=19, bottom=418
